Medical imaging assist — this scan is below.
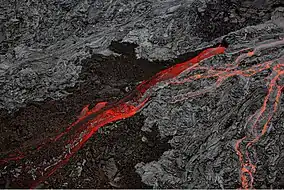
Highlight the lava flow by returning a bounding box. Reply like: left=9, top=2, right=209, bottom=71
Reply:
left=0, top=45, right=225, bottom=188
left=168, top=38, right=284, bottom=189
left=1, top=37, right=283, bottom=188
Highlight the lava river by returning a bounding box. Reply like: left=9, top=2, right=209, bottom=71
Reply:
left=1, top=38, right=284, bottom=189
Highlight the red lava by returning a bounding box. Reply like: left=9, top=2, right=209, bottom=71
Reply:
left=1, top=38, right=283, bottom=189
left=0, top=45, right=226, bottom=188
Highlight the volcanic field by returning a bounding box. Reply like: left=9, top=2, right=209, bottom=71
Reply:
left=0, top=0, right=284, bottom=188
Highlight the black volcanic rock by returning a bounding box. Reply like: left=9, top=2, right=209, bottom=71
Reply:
left=136, top=9, right=284, bottom=188
left=0, top=0, right=283, bottom=189
left=0, top=0, right=280, bottom=111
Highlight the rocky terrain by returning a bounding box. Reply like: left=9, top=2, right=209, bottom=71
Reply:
left=0, top=0, right=284, bottom=188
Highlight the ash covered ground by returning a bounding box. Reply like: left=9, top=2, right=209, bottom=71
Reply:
left=0, top=0, right=284, bottom=188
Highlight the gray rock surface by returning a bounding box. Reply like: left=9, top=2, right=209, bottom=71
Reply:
left=0, top=0, right=276, bottom=111
left=0, top=0, right=284, bottom=188
left=137, top=9, right=284, bottom=188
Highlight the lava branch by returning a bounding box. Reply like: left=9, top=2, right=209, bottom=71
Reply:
left=168, top=39, right=284, bottom=189
left=237, top=70, right=284, bottom=189
left=0, top=45, right=226, bottom=188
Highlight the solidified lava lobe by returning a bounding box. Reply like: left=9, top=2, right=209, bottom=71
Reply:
left=0, top=45, right=226, bottom=188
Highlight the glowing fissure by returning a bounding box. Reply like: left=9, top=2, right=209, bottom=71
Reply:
left=1, top=38, right=283, bottom=188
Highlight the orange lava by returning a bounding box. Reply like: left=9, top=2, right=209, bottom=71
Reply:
left=168, top=39, right=284, bottom=189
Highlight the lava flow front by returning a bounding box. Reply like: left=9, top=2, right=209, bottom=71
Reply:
left=1, top=38, right=284, bottom=189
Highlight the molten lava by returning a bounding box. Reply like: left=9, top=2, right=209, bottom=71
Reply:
left=169, top=39, right=284, bottom=189
left=1, top=38, right=284, bottom=189
left=0, top=45, right=226, bottom=188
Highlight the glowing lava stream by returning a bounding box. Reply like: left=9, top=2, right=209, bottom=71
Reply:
left=0, top=45, right=226, bottom=188
left=169, top=38, right=284, bottom=189
left=1, top=38, right=283, bottom=188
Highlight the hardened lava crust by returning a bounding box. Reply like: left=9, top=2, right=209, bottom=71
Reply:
left=0, top=0, right=284, bottom=188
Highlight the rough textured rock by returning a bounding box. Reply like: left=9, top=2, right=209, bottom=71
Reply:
left=0, top=0, right=284, bottom=189
left=0, top=0, right=279, bottom=111
left=137, top=9, right=284, bottom=188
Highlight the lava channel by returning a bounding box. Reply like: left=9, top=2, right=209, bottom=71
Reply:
left=0, top=45, right=226, bottom=188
